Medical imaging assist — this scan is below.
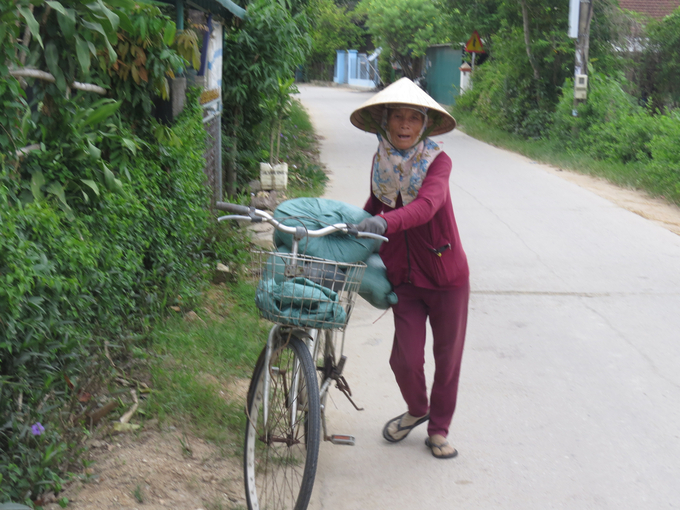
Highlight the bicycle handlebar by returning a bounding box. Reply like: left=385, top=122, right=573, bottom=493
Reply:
left=215, top=202, right=252, bottom=215
left=215, top=201, right=388, bottom=242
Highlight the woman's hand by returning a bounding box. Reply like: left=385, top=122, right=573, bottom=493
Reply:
left=357, top=215, right=387, bottom=235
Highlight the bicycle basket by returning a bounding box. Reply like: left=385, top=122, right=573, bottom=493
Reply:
left=251, top=250, right=366, bottom=330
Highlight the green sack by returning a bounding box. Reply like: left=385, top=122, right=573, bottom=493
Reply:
left=358, top=253, right=398, bottom=310
left=255, top=277, right=347, bottom=329
left=273, top=198, right=379, bottom=263
left=270, top=239, right=397, bottom=310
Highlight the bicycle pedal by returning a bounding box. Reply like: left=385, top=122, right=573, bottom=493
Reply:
left=329, top=434, right=355, bottom=446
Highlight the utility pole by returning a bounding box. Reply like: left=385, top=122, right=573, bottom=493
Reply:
left=573, top=0, right=594, bottom=114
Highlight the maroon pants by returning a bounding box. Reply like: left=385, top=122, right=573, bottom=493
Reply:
left=389, top=281, right=470, bottom=437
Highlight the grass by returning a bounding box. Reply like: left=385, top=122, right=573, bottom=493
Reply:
left=279, top=100, right=328, bottom=198
left=147, top=281, right=270, bottom=447
left=452, top=111, right=666, bottom=202
left=132, top=484, right=144, bottom=503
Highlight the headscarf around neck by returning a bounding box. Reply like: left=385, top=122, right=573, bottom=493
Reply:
left=371, top=108, right=442, bottom=208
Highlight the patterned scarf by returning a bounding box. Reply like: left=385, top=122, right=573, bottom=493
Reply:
left=371, top=133, right=442, bottom=208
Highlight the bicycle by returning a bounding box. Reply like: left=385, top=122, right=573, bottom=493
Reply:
left=217, top=202, right=387, bottom=510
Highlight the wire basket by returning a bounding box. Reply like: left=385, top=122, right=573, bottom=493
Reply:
left=251, top=250, right=366, bottom=330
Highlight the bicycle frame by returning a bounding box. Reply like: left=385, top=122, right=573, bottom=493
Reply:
left=218, top=202, right=385, bottom=437
left=219, top=201, right=389, bottom=510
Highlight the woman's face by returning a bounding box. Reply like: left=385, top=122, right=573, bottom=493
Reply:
left=386, top=108, right=425, bottom=150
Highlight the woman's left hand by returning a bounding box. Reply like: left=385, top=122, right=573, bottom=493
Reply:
left=357, top=215, right=387, bottom=235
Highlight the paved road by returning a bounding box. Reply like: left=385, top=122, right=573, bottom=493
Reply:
left=297, top=84, right=680, bottom=510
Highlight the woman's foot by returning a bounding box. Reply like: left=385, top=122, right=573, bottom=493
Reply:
left=382, top=412, right=429, bottom=442
left=425, top=434, right=458, bottom=459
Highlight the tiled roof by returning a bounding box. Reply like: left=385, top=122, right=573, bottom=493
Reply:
left=618, top=0, right=680, bottom=19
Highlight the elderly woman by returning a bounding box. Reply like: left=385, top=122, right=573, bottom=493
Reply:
left=350, top=78, right=470, bottom=459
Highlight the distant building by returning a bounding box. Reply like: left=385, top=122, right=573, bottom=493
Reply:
left=618, top=0, right=680, bottom=20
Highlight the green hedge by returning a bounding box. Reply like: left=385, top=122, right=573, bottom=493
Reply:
left=0, top=95, right=219, bottom=504
left=550, top=73, right=680, bottom=202
left=455, top=70, right=680, bottom=205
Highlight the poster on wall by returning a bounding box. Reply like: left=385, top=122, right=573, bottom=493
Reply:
left=205, top=21, right=223, bottom=95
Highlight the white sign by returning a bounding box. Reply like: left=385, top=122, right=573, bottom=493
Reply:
left=206, top=22, right=223, bottom=91
left=569, top=0, right=580, bottom=38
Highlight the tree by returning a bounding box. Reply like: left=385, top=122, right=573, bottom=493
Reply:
left=444, top=0, right=509, bottom=52
left=221, top=0, right=311, bottom=195
left=356, top=0, right=451, bottom=79
left=448, top=0, right=627, bottom=137
left=306, top=0, right=362, bottom=66
left=645, top=8, right=680, bottom=107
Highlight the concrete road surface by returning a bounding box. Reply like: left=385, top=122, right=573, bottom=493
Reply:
left=296, top=84, right=680, bottom=510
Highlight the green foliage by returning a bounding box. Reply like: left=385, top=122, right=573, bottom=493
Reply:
left=444, top=0, right=515, bottom=51
left=645, top=112, right=680, bottom=201
left=306, top=0, right=362, bottom=66
left=3, top=1, right=185, bottom=216
left=456, top=72, right=680, bottom=207
left=551, top=72, right=658, bottom=163
left=222, top=0, right=311, bottom=191
left=644, top=8, right=680, bottom=107
left=278, top=100, right=328, bottom=195
left=148, top=280, right=268, bottom=443
left=223, top=0, right=310, bottom=112
left=17, top=97, right=124, bottom=218
left=377, top=46, right=396, bottom=85
left=104, top=3, right=185, bottom=117
left=7, top=0, right=132, bottom=93
left=262, top=77, right=298, bottom=164
left=356, top=0, right=450, bottom=79
left=447, top=0, right=624, bottom=138
left=0, top=96, right=216, bottom=504
left=0, top=1, right=230, bottom=503
left=459, top=23, right=570, bottom=138
left=173, top=29, right=201, bottom=71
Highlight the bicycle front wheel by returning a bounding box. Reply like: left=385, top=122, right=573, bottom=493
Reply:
left=244, top=331, right=321, bottom=510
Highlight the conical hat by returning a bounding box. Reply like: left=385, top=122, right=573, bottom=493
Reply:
left=350, top=77, right=456, bottom=136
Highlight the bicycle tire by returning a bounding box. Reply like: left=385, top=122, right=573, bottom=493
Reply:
left=244, top=331, right=321, bottom=510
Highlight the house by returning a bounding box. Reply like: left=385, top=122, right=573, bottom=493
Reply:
left=618, top=0, right=680, bottom=19
left=157, top=0, right=246, bottom=204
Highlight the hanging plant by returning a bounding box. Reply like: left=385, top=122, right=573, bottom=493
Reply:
left=173, top=29, right=201, bottom=70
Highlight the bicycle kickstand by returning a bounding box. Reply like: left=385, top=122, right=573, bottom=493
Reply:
left=325, top=356, right=363, bottom=446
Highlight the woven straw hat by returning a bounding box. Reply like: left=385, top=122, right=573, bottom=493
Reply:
left=350, top=77, right=456, bottom=136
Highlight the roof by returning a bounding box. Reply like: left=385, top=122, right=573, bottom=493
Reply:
left=158, top=0, right=246, bottom=21
left=618, top=0, right=680, bottom=19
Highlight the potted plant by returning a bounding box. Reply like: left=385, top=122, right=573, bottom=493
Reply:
left=260, top=76, right=297, bottom=190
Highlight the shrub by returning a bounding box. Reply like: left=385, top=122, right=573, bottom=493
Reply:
left=458, top=25, right=569, bottom=139
left=645, top=112, right=680, bottom=201
left=551, top=72, right=642, bottom=151
left=0, top=94, right=219, bottom=505
left=587, top=111, right=658, bottom=163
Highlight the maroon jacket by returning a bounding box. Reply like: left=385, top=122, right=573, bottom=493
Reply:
left=364, top=152, right=469, bottom=290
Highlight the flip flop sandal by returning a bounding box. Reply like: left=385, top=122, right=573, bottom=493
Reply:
left=382, top=412, right=430, bottom=443
left=425, top=437, right=458, bottom=459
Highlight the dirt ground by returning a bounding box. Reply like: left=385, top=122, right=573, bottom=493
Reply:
left=43, top=166, right=680, bottom=510
left=544, top=166, right=680, bottom=236
left=43, top=425, right=247, bottom=510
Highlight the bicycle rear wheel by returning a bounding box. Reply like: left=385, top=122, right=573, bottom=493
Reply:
left=244, top=331, right=321, bottom=510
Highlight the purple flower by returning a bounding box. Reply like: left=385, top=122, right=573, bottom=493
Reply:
left=31, top=422, right=45, bottom=436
